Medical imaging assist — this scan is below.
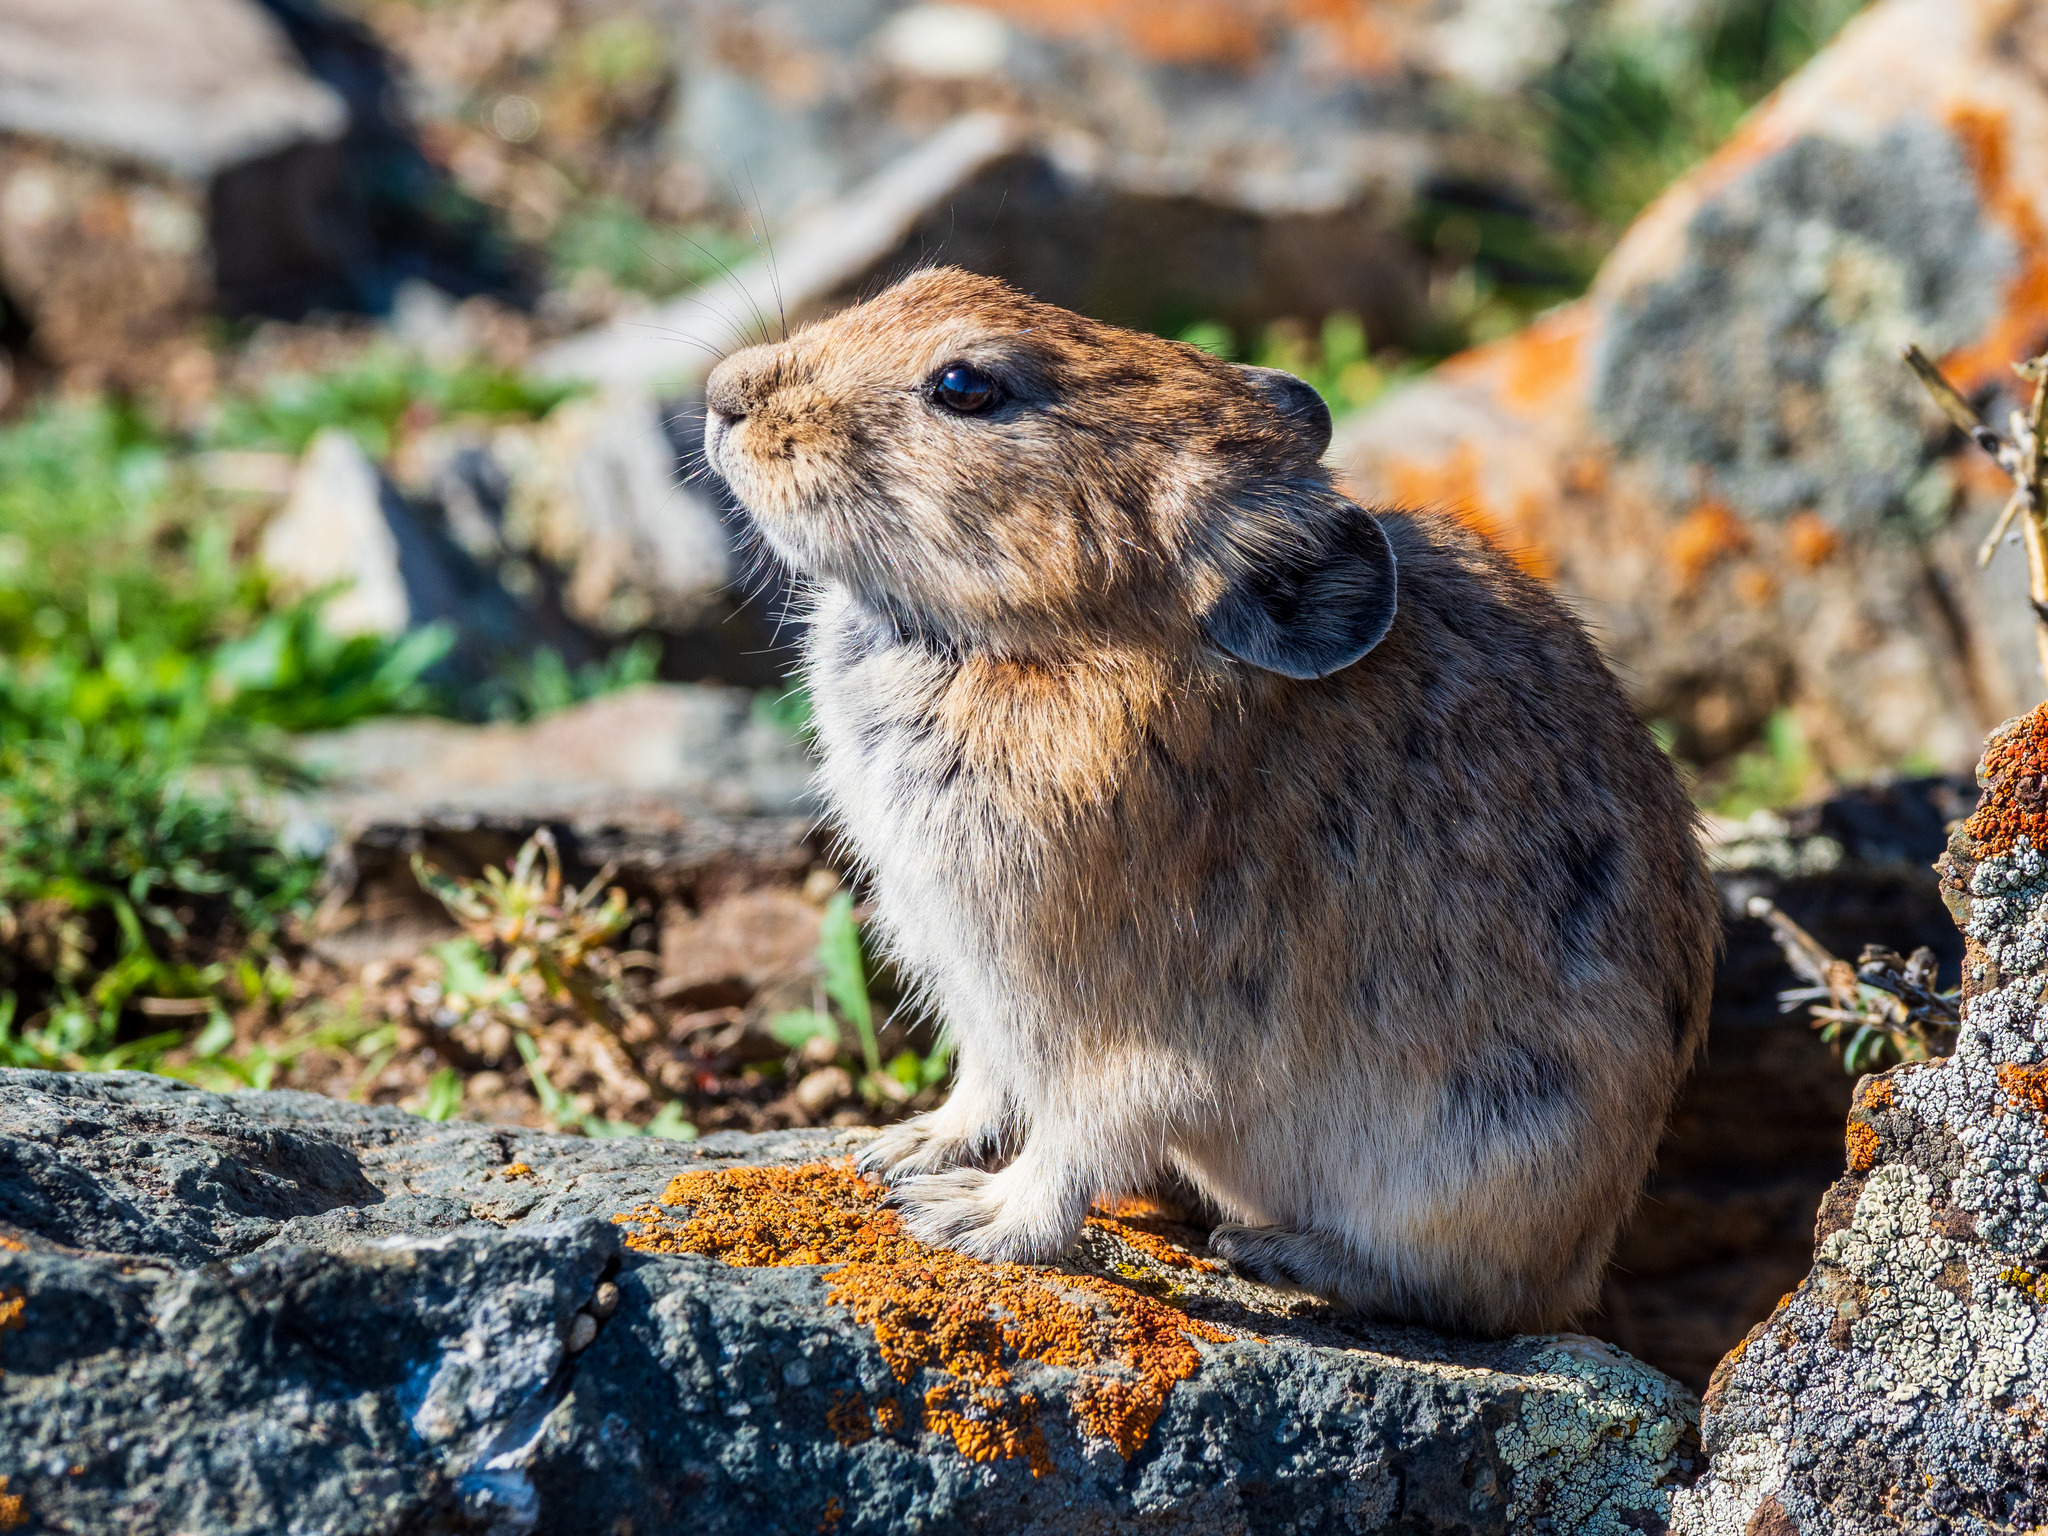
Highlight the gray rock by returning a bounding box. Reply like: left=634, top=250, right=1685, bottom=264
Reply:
left=493, top=390, right=739, bottom=635
left=258, top=426, right=544, bottom=686
left=262, top=428, right=431, bottom=639
left=533, top=113, right=1026, bottom=391
left=0, top=0, right=345, bottom=181
left=0, top=1069, right=1701, bottom=1534
left=1670, top=707, right=2048, bottom=1534
left=290, top=681, right=817, bottom=826
left=271, top=682, right=821, bottom=961
left=1330, top=0, right=2048, bottom=780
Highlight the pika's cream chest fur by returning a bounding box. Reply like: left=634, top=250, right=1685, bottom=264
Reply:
left=706, top=269, right=1718, bottom=1335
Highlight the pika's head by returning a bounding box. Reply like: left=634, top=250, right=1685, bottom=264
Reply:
left=704, top=267, right=1395, bottom=679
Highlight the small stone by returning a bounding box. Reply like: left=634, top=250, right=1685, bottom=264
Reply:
left=589, top=1282, right=619, bottom=1321
left=565, top=1313, right=598, bottom=1354
left=794, top=1067, right=855, bottom=1118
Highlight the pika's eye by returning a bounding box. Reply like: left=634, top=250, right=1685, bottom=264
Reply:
left=931, top=363, right=999, bottom=415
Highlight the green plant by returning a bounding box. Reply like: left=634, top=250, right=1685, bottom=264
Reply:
left=0, top=733, right=318, bottom=1069
left=209, top=348, right=582, bottom=459
left=473, top=636, right=661, bottom=721
left=1532, top=0, right=1867, bottom=233
left=1179, top=313, right=1404, bottom=418
left=515, top=1032, right=696, bottom=1139
left=1697, top=710, right=1819, bottom=819
left=769, top=891, right=952, bottom=1103
left=752, top=683, right=814, bottom=740
left=547, top=198, right=758, bottom=300
left=414, top=830, right=696, bottom=1137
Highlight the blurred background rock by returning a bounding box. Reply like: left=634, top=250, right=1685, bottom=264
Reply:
left=4, top=0, right=2044, bottom=1389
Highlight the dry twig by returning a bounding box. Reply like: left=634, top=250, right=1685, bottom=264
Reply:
left=1901, top=344, right=2048, bottom=685
left=1747, top=895, right=1958, bottom=1072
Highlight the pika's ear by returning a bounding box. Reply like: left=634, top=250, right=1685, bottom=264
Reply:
left=1201, top=511, right=1398, bottom=680
left=1241, top=366, right=1332, bottom=458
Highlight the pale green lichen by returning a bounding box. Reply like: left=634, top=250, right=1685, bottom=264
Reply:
left=1494, top=1336, right=1699, bottom=1534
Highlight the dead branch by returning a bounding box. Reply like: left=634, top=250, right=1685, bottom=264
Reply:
left=1901, top=343, right=2048, bottom=687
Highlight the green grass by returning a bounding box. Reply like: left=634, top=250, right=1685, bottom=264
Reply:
left=1531, top=0, right=1868, bottom=234
left=1181, top=312, right=1406, bottom=416
left=210, top=346, right=581, bottom=460
left=547, top=198, right=759, bottom=300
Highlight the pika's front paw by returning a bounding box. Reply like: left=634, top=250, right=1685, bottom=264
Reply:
left=887, top=1168, right=1071, bottom=1264
left=854, top=1109, right=997, bottom=1185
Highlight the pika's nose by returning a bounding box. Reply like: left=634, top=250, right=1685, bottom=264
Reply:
left=705, top=362, right=747, bottom=423
left=706, top=344, right=783, bottom=424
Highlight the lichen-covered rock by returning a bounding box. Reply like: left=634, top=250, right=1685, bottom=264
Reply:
left=1332, top=0, right=2048, bottom=777
left=1670, top=702, right=2048, bottom=1534
left=0, top=1070, right=1698, bottom=1534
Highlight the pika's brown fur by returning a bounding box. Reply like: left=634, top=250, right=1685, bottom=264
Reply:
left=704, top=268, right=1718, bottom=1336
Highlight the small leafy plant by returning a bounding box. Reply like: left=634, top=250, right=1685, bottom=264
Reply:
left=0, top=732, right=318, bottom=1069
left=1179, top=313, right=1397, bottom=417
left=412, top=830, right=696, bottom=1138
left=769, top=892, right=952, bottom=1104
left=1748, top=895, right=1958, bottom=1073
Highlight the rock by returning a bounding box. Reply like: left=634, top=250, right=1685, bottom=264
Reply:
left=275, top=682, right=822, bottom=961
left=670, top=0, right=1544, bottom=227
left=1604, top=777, right=1979, bottom=1391
left=494, top=390, right=739, bottom=637
left=532, top=112, right=1031, bottom=391
left=1669, top=703, right=2048, bottom=1533
left=0, top=0, right=347, bottom=389
left=292, top=681, right=816, bottom=825
left=533, top=99, right=1433, bottom=395
left=262, top=427, right=433, bottom=638
left=0, top=1069, right=1701, bottom=1534
left=1332, top=0, right=2048, bottom=779
left=0, top=0, right=345, bottom=177
left=259, top=426, right=537, bottom=672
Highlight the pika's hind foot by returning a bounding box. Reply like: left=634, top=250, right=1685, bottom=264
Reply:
left=1210, top=1223, right=1356, bottom=1298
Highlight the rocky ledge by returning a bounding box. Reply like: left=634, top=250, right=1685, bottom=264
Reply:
left=1671, top=703, right=2048, bottom=1535
left=0, top=1071, right=1696, bottom=1535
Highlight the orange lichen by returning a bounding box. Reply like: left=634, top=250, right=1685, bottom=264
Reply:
left=1941, top=104, right=2048, bottom=394
left=977, top=0, right=1266, bottom=68
left=817, top=1496, right=844, bottom=1531
left=1083, top=1211, right=1222, bottom=1272
left=874, top=1397, right=905, bottom=1435
left=0, top=1237, right=22, bottom=1253
left=617, top=1163, right=928, bottom=1267
left=1998, top=1063, right=2048, bottom=1118
left=1857, top=1075, right=1895, bottom=1114
left=973, top=0, right=1417, bottom=74
left=1669, top=499, right=1752, bottom=588
left=0, top=1475, right=21, bottom=1531
left=498, top=1163, right=535, bottom=1180
left=1785, top=511, right=1839, bottom=570
left=1732, top=567, right=1777, bottom=608
left=1962, top=702, right=2048, bottom=857
left=1845, top=1120, right=1880, bottom=1176
left=615, top=1161, right=1232, bottom=1471
left=827, top=1390, right=874, bottom=1446
left=1500, top=308, right=1588, bottom=412
left=1382, top=444, right=1550, bottom=576
left=0, top=1288, right=22, bottom=1334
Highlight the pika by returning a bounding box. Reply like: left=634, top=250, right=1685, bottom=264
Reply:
left=704, top=268, right=1718, bottom=1335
